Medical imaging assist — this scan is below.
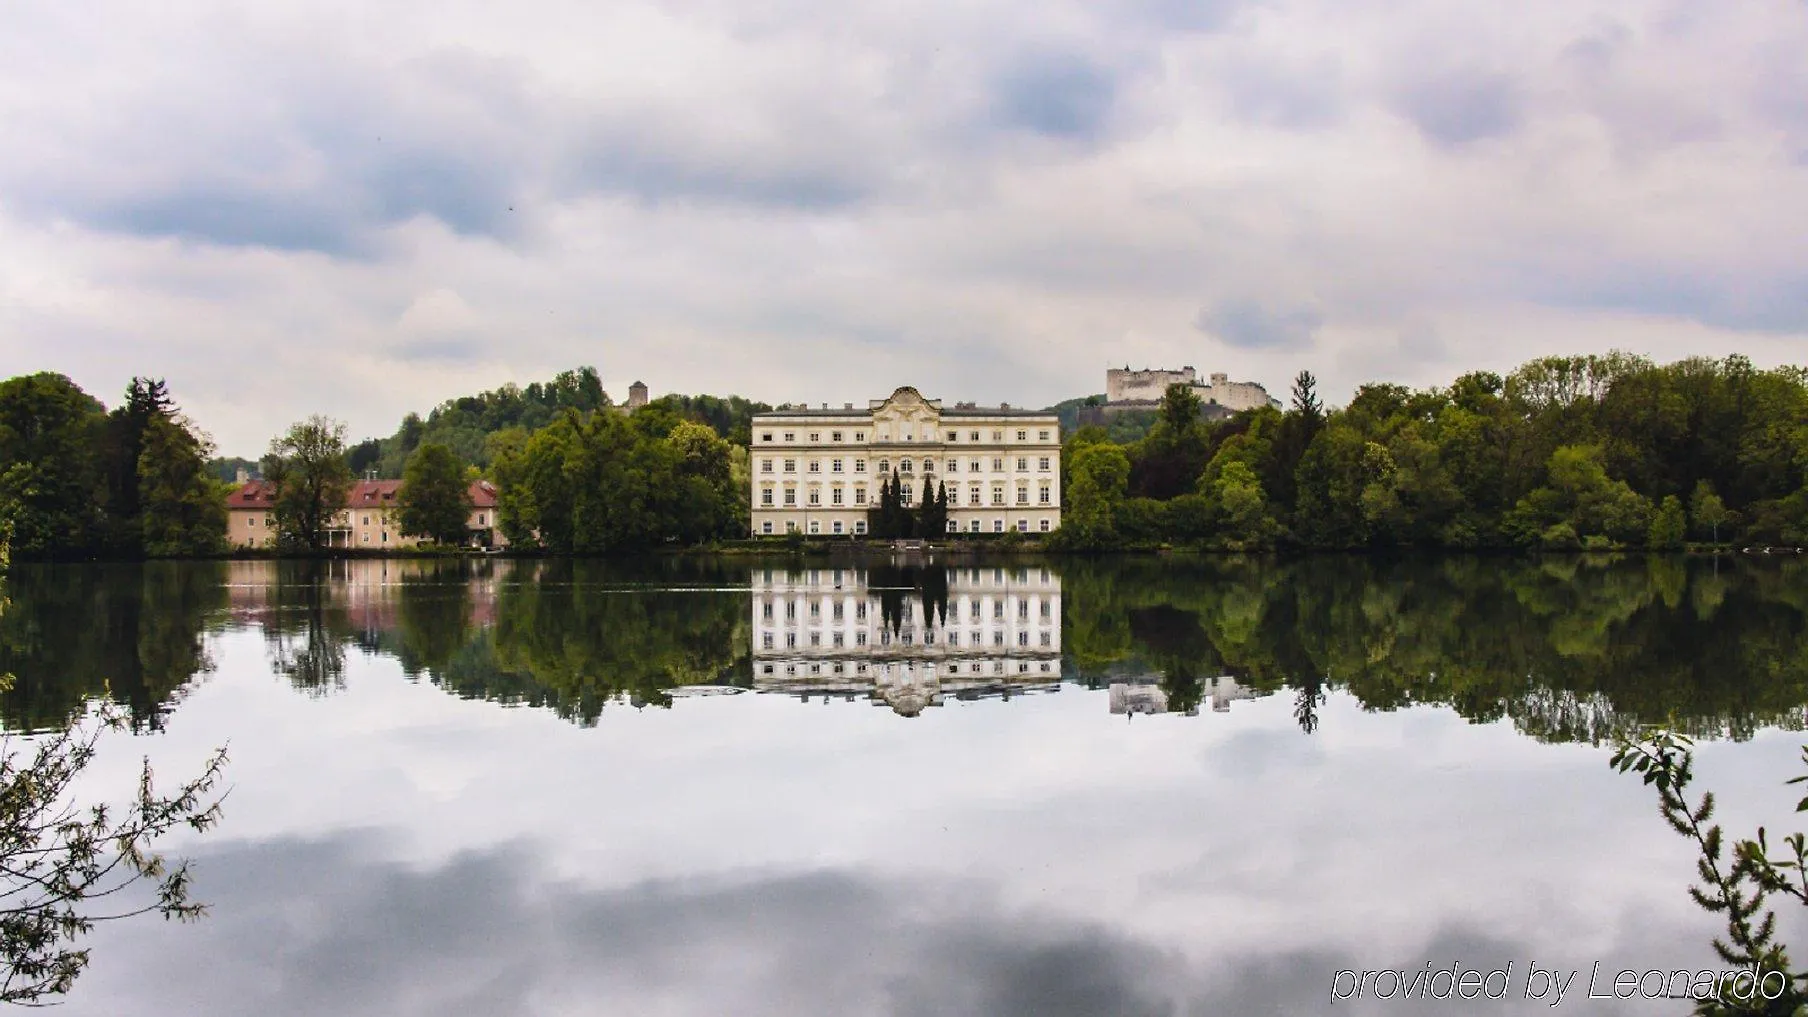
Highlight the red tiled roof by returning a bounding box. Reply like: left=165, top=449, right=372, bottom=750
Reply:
left=228, top=478, right=501, bottom=510
left=226, top=480, right=277, bottom=508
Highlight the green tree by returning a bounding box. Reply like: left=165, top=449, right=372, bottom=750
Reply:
left=263, top=416, right=352, bottom=552
left=1159, top=382, right=1202, bottom=436
left=397, top=443, right=472, bottom=545
left=1692, top=481, right=1732, bottom=545
left=1060, top=443, right=1131, bottom=550
left=0, top=374, right=107, bottom=556
left=1650, top=495, right=1688, bottom=550
left=137, top=414, right=228, bottom=556
left=101, top=378, right=176, bottom=552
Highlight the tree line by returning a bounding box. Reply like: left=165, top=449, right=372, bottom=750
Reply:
left=0, top=374, right=226, bottom=558
left=1055, top=353, right=1808, bottom=551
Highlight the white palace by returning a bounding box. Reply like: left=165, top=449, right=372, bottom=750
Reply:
left=751, top=566, right=1063, bottom=716
left=749, top=387, right=1062, bottom=537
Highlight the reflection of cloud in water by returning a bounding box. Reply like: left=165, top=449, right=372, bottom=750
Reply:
left=65, top=833, right=1728, bottom=1017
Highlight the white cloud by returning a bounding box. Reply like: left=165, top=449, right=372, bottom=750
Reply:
left=1, top=0, right=1804, bottom=453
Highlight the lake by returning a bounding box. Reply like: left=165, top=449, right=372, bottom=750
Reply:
left=4, top=553, right=1807, bottom=1015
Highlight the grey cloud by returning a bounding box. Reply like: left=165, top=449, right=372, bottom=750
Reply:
left=1393, top=70, right=1524, bottom=146
left=63, top=832, right=1722, bottom=1017
left=1219, top=53, right=1346, bottom=129
left=389, top=338, right=486, bottom=364
left=1537, top=271, right=1808, bottom=334
left=989, top=50, right=1120, bottom=139
left=1196, top=299, right=1324, bottom=351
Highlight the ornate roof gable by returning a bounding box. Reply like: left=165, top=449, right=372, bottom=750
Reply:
left=869, top=386, right=942, bottom=427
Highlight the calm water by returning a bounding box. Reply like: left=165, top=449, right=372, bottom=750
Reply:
left=4, top=554, right=1808, bottom=1015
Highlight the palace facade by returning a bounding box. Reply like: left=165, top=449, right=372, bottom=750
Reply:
left=749, top=386, right=1062, bottom=537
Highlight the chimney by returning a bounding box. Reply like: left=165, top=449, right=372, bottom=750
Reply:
left=235, top=466, right=250, bottom=485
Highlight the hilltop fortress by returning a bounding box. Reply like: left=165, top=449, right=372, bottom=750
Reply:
left=1105, top=367, right=1281, bottom=413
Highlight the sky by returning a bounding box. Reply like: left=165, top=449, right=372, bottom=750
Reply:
left=3, top=0, right=1806, bottom=456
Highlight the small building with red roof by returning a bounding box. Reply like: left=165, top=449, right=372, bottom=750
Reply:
left=227, top=478, right=505, bottom=550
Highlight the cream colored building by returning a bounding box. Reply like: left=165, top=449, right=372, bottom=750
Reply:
left=227, top=479, right=507, bottom=549
left=749, top=386, right=1062, bottom=537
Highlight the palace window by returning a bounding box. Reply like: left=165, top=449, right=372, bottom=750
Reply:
left=992, top=430, right=1003, bottom=440
left=1016, top=457, right=1028, bottom=471
left=854, top=489, right=867, bottom=504
left=1017, top=520, right=1029, bottom=532
left=1038, top=457, right=1050, bottom=471
left=900, top=459, right=913, bottom=473
left=783, top=432, right=795, bottom=442
left=877, top=459, right=889, bottom=473
left=992, top=489, right=1005, bottom=506
left=854, top=432, right=864, bottom=442
left=947, top=520, right=959, bottom=532
left=762, top=521, right=773, bottom=534
left=854, top=459, right=867, bottom=472
left=1039, top=430, right=1051, bottom=441
left=969, top=431, right=979, bottom=441
left=946, top=431, right=958, bottom=442
left=784, top=490, right=796, bottom=506
left=832, top=431, right=843, bottom=442
left=832, top=489, right=843, bottom=505
left=1039, top=486, right=1051, bottom=504
left=969, top=485, right=982, bottom=505
left=808, top=461, right=820, bottom=473
left=809, top=521, right=820, bottom=534
left=1017, top=488, right=1029, bottom=505
left=809, top=433, right=820, bottom=442
left=970, top=458, right=981, bottom=472
left=902, top=484, right=913, bottom=502
left=809, top=491, right=820, bottom=505
left=969, top=519, right=981, bottom=532
left=855, top=519, right=867, bottom=535
left=921, top=458, right=933, bottom=472
left=761, top=490, right=773, bottom=506
left=1017, top=430, right=1027, bottom=441
left=760, top=460, right=773, bottom=473
left=994, top=519, right=1004, bottom=532
left=1039, top=519, right=1051, bottom=532
left=784, top=459, right=796, bottom=473
left=831, top=459, right=843, bottom=472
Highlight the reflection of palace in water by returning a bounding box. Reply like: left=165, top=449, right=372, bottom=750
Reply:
left=752, top=566, right=1062, bottom=716
left=1108, top=676, right=1256, bottom=717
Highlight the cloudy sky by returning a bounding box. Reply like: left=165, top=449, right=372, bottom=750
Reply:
left=3, top=0, right=1806, bottom=455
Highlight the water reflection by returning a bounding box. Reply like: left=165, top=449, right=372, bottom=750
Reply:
left=4, top=554, right=1808, bottom=743
left=751, top=565, right=1062, bottom=716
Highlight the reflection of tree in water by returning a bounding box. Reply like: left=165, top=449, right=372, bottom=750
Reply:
left=0, top=562, right=227, bottom=731
left=1063, top=553, right=1808, bottom=744
left=869, top=564, right=949, bottom=635
left=263, top=562, right=351, bottom=697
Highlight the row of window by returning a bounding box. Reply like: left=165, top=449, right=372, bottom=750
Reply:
left=759, top=486, right=1052, bottom=506
left=762, top=598, right=1052, bottom=621
left=762, top=629, right=1053, bottom=649
left=759, top=518, right=1054, bottom=535
left=759, top=428, right=1054, bottom=444
left=755, top=567, right=1054, bottom=585
left=760, top=456, right=1053, bottom=475
left=759, top=660, right=1058, bottom=678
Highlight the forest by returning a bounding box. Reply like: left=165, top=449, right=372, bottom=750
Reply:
left=1057, top=353, right=1808, bottom=551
